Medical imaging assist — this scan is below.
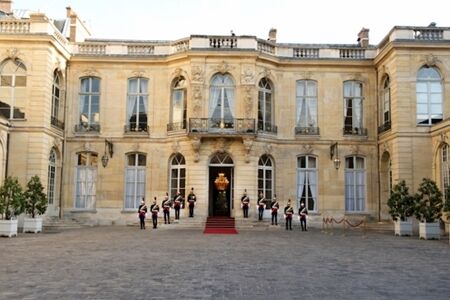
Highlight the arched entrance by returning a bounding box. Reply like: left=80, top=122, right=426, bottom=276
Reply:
left=209, top=152, right=234, bottom=216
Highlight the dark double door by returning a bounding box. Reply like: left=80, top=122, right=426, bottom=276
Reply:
left=209, top=167, right=233, bottom=216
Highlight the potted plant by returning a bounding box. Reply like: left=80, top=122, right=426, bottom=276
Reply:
left=23, top=175, right=48, bottom=233
left=443, top=186, right=450, bottom=244
left=387, top=180, right=415, bottom=236
left=0, top=176, right=25, bottom=237
left=414, top=178, right=443, bottom=240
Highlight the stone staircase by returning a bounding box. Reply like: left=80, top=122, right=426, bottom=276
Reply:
left=43, top=217, right=84, bottom=232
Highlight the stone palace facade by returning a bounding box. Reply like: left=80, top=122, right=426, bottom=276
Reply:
left=1, top=0, right=450, bottom=225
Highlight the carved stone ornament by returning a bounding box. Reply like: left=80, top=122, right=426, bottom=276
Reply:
left=191, top=137, right=201, bottom=162
left=440, top=132, right=447, bottom=143
left=216, top=61, right=234, bottom=74
left=192, top=86, right=202, bottom=116
left=131, top=143, right=140, bottom=152
left=5, top=48, right=20, bottom=60
left=382, top=142, right=390, bottom=154
left=82, top=68, right=100, bottom=77
left=350, top=144, right=360, bottom=155
left=83, top=142, right=92, bottom=152
left=243, top=138, right=254, bottom=163
left=172, top=67, right=183, bottom=78
left=302, top=144, right=314, bottom=154
left=241, top=67, right=255, bottom=85
left=263, top=143, right=272, bottom=155
left=424, top=54, right=440, bottom=67
left=171, top=141, right=180, bottom=153
left=131, top=70, right=146, bottom=78
left=54, top=59, right=66, bottom=72
left=191, top=66, right=204, bottom=83
left=52, top=138, right=62, bottom=150
left=244, top=86, right=253, bottom=118
left=215, top=138, right=230, bottom=153
left=259, top=67, right=273, bottom=79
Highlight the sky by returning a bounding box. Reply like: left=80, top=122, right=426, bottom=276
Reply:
left=11, top=0, right=450, bottom=45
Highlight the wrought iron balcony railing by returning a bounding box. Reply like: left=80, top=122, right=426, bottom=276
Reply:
left=257, top=121, right=278, bottom=134
left=295, top=126, right=320, bottom=135
left=189, top=118, right=255, bottom=134
left=378, top=121, right=391, bottom=134
left=124, top=124, right=149, bottom=133
left=167, top=121, right=187, bottom=132
left=74, top=123, right=100, bottom=133
left=51, top=117, right=64, bottom=130
left=343, top=126, right=368, bottom=136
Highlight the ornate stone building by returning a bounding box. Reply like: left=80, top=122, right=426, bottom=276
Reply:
left=1, top=1, right=449, bottom=225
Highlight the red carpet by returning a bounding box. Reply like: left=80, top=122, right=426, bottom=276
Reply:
left=203, top=216, right=238, bottom=234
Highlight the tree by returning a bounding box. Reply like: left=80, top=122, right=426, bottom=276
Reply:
left=414, top=178, right=443, bottom=223
left=443, top=185, right=450, bottom=221
left=387, top=180, right=414, bottom=221
left=24, top=175, right=48, bottom=218
left=0, top=176, right=25, bottom=220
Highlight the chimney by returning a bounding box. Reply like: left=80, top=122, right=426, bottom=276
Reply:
left=268, top=28, right=277, bottom=43
left=357, top=28, right=369, bottom=48
left=0, top=0, right=12, bottom=14
left=66, top=6, right=78, bottom=42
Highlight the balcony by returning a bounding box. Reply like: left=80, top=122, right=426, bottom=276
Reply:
left=343, top=126, right=367, bottom=136
left=378, top=121, right=391, bottom=134
left=167, top=121, right=187, bottom=132
left=74, top=123, right=100, bottom=133
left=257, top=121, right=277, bottom=135
left=51, top=117, right=64, bottom=130
left=124, top=124, right=149, bottom=134
left=295, top=126, right=320, bottom=135
left=189, top=118, right=255, bottom=135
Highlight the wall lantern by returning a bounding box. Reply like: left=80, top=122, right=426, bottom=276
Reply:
left=330, top=142, right=341, bottom=170
left=101, top=139, right=114, bottom=168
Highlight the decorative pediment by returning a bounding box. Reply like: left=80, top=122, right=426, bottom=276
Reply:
left=424, top=54, right=440, bottom=67
left=215, top=138, right=230, bottom=153
left=5, top=48, right=20, bottom=61
left=82, top=68, right=100, bottom=77
left=215, top=61, right=234, bottom=74
left=302, top=144, right=314, bottom=154
left=131, top=70, right=146, bottom=78
left=350, top=144, right=361, bottom=155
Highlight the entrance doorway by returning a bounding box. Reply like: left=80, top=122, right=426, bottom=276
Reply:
left=208, top=152, right=234, bottom=217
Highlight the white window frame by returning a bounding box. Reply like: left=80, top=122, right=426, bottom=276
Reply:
left=296, top=80, right=318, bottom=128
left=79, top=77, right=100, bottom=126
left=209, top=74, right=235, bottom=128
left=170, top=76, right=186, bottom=129
left=169, top=153, right=186, bottom=199
left=297, top=155, right=318, bottom=212
left=127, top=77, right=148, bottom=131
left=51, top=71, right=61, bottom=122
left=345, top=156, right=366, bottom=212
left=258, top=154, right=274, bottom=204
left=75, top=152, right=97, bottom=210
left=344, top=81, right=364, bottom=132
left=124, top=153, right=146, bottom=210
left=416, top=66, right=442, bottom=125
left=258, top=78, right=274, bottom=131
left=382, top=77, right=390, bottom=124
left=47, top=149, right=57, bottom=205
left=441, top=144, right=450, bottom=199
left=0, top=58, right=27, bottom=119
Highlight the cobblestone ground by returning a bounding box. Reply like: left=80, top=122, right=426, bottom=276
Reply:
left=1, top=225, right=449, bottom=300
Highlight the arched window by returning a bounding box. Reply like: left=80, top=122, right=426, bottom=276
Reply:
left=75, top=152, right=98, bottom=209
left=381, top=76, right=391, bottom=130
left=297, top=155, right=317, bottom=211
left=127, top=77, right=148, bottom=132
left=441, top=144, right=450, bottom=199
left=296, top=80, right=318, bottom=134
left=345, top=156, right=365, bottom=212
left=124, top=153, right=146, bottom=210
left=169, top=153, right=186, bottom=199
left=169, top=76, right=186, bottom=131
left=343, top=81, right=364, bottom=135
left=79, top=77, right=100, bottom=131
left=416, top=66, right=442, bottom=125
left=0, top=58, right=27, bottom=119
left=209, top=74, right=235, bottom=129
left=47, top=149, right=57, bottom=205
left=258, top=78, right=275, bottom=133
left=258, top=155, right=274, bottom=204
left=51, top=70, right=63, bottom=128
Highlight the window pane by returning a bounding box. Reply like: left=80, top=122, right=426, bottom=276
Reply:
left=416, top=82, right=427, bottom=93
left=417, top=104, right=428, bottom=114
left=430, top=94, right=442, bottom=104
left=308, top=156, right=316, bottom=168
left=430, top=82, right=442, bottom=93
left=1, top=75, right=12, bottom=86
left=15, top=76, right=27, bottom=86
left=346, top=157, right=354, bottom=169
left=91, top=78, right=100, bottom=92
left=138, top=154, right=146, bottom=166
left=416, top=93, right=428, bottom=104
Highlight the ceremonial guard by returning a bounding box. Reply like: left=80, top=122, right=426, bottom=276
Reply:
left=241, top=190, right=250, bottom=218
left=298, top=202, right=308, bottom=231
left=138, top=198, right=147, bottom=230
left=257, top=191, right=266, bottom=221
left=187, top=188, right=196, bottom=217
left=271, top=194, right=279, bottom=225
left=284, top=199, right=294, bottom=230
left=162, top=192, right=172, bottom=224
left=173, top=191, right=184, bottom=220
left=150, top=197, right=160, bottom=229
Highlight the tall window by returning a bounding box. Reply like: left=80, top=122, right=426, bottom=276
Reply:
left=169, top=76, right=187, bottom=131
left=47, top=149, right=57, bottom=205
left=382, top=76, right=391, bottom=126
left=169, top=153, right=186, bottom=199
left=345, top=156, right=365, bottom=212
left=297, top=155, right=318, bottom=211
left=79, top=77, right=100, bottom=130
left=441, top=144, right=450, bottom=199
left=52, top=71, right=61, bottom=122
left=0, top=58, right=27, bottom=119
left=127, top=77, right=148, bottom=131
left=416, top=66, right=442, bottom=125
left=124, top=153, right=146, bottom=210
left=209, top=74, right=235, bottom=129
left=296, top=80, right=318, bottom=130
left=344, top=81, right=364, bottom=134
left=258, top=78, right=274, bottom=132
left=258, top=155, right=274, bottom=204
left=75, top=152, right=97, bottom=209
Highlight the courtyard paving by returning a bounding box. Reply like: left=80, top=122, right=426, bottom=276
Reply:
left=1, top=224, right=449, bottom=300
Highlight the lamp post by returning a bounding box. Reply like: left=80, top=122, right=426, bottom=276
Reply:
left=330, top=142, right=341, bottom=170
left=101, top=139, right=113, bottom=167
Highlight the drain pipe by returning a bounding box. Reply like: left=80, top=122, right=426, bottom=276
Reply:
left=58, top=62, right=69, bottom=219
